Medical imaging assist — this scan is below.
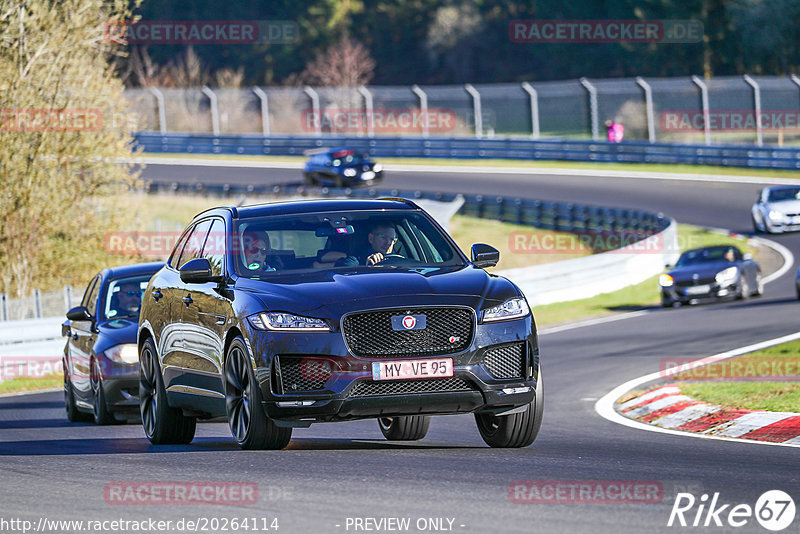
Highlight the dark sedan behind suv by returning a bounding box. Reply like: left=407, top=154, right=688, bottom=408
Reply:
left=63, top=262, right=163, bottom=424
left=137, top=198, right=542, bottom=449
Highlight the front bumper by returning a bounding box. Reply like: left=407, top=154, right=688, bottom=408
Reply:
left=662, top=281, right=740, bottom=305
left=98, top=360, right=140, bottom=413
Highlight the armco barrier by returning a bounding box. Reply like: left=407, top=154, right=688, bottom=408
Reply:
left=134, top=133, right=800, bottom=170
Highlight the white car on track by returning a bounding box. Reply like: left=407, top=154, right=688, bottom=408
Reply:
left=752, top=185, right=800, bottom=234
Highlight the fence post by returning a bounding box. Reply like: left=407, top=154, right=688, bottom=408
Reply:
left=579, top=78, right=599, bottom=141
left=201, top=86, right=220, bottom=137
left=149, top=86, right=167, bottom=135
left=411, top=84, right=429, bottom=138
left=64, top=286, right=71, bottom=313
left=635, top=77, right=656, bottom=143
left=1, top=293, right=6, bottom=321
left=521, top=82, right=540, bottom=139
left=304, top=86, right=321, bottom=137
left=464, top=84, right=483, bottom=139
left=252, top=87, right=270, bottom=136
left=358, top=85, right=374, bottom=138
left=743, top=75, right=762, bottom=147
left=34, top=289, right=42, bottom=319
left=691, top=75, right=712, bottom=145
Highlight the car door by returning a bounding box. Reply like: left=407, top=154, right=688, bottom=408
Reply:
left=69, top=274, right=101, bottom=406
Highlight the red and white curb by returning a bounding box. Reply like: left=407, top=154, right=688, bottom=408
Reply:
left=618, top=384, right=800, bottom=444
left=595, top=331, right=800, bottom=448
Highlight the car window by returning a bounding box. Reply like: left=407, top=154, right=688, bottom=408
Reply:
left=102, top=275, right=151, bottom=320
left=176, top=219, right=213, bottom=269
left=233, top=210, right=464, bottom=278
left=168, top=229, right=191, bottom=269
left=84, top=275, right=102, bottom=317
left=80, top=275, right=99, bottom=309
left=676, top=247, right=739, bottom=266
left=202, top=218, right=226, bottom=277
left=768, top=188, right=800, bottom=202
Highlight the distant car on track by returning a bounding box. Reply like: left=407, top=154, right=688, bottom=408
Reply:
left=62, top=262, right=162, bottom=424
left=659, top=245, right=762, bottom=307
left=751, top=185, right=800, bottom=234
left=136, top=198, right=542, bottom=450
left=303, top=148, right=383, bottom=188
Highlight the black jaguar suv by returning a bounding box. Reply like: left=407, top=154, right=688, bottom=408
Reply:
left=137, top=198, right=542, bottom=449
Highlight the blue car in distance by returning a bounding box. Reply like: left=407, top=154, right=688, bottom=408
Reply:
left=303, top=147, right=384, bottom=188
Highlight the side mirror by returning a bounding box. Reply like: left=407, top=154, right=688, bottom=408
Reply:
left=743, top=253, right=753, bottom=261
left=471, top=243, right=500, bottom=268
left=180, top=258, right=223, bottom=284
left=664, top=263, right=673, bottom=269
left=66, top=305, right=92, bottom=322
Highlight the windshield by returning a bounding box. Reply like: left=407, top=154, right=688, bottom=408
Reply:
left=233, top=210, right=464, bottom=278
left=102, top=275, right=151, bottom=320
left=675, top=247, right=739, bottom=266
left=767, top=187, right=800, bottom=203
left=332, top=151, right=365, bottom=166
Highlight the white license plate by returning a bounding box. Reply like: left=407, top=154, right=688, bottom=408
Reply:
left=371, top=358, right=453, bottom=381
left=683, top=284, right=711, bottom=296
left=361, top=171, right=375, bottom=180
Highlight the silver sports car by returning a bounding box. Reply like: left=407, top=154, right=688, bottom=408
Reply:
left=752, top=185, right=800, bottom=234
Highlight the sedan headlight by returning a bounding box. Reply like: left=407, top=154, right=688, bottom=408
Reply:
left=249, top=312, right=330, bottom=332
left=715, top=266, right=739, bottom=286
left=482, top=297, right=530, bottom=323
left=105, top=344, right=139, bottom=364
left=659, top=274, right=674, bottom=287
left=768, top=209, right=784, bottom=222
left=343, top=168, right=357, bottom=177
left=373, top=163, right=382, bottom=172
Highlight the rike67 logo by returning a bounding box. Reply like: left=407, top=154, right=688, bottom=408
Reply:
left=668, top=490, right=795, bottom=531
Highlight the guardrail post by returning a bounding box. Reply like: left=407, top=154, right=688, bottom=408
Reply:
left=464, top=84, right=483, bottom=139
left=201, top=86, right=220, bottom=137
left=691, top=75, right=712, bottom=145
left=34, top=289, right=42, bottom=319
left=411, top=85, right=429, bottom=138
left=304, top=86, right=322, bottom=137
left=521, top=82, right=540, bottom=139
left=635, top=77, right=656, bottom=143
left=358, top=85, right=374, bottom=137
left=743, top=75, right=763, bottom=147
left=149, top=87, right=167, bottom=134
left=1, top=293, right=6, bottom=321
left=252, top=87, right=271, bottom=136
left=579, top=78, right=599, bottom=141
left=64, top=285, right=71, bottom=313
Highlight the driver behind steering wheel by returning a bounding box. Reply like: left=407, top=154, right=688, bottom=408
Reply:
left=336, top=223, right=401, bottom=266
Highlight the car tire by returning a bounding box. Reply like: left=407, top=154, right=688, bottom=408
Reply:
left=475, top=370, right=544, bottom=448
left=378, top=416, right=430, bottom=441
left=224, top=337, right=291, bottom=450
left=91, top=359, right=119, bottom=425
left=752, top=215, right=763, bottom=234
left=64, top=359, right=91, bottom=423
left=304, top=173, right=316, bottom=186
left=139, top=337, right=196, bottom=444
left=754, top=273, right=764, bottom=297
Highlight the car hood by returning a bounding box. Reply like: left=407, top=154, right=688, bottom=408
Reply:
left=765, top=200, right=800, bottom=214
left=235, top=265, right=519, bottom=317
left=668, top=261, right=736, bottom=281
left=96, top=317, right=139, bottom=345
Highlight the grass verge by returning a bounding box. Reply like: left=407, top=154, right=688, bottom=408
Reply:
left=0, top=373, right=62, bottom=396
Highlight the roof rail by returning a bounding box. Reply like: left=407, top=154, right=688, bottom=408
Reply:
left=192, top=206, right=239, bottom=220
left=376, top=197, right=420, bottom=209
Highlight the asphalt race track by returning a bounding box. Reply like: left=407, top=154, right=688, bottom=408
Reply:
left=2, top=162, right=799, bottom=533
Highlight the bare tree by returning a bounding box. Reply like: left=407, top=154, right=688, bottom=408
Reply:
left=301, top=36, right=376, bottom=87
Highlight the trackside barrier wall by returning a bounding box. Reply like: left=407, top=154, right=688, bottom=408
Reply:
left=133, top=133, right=800, bottom=170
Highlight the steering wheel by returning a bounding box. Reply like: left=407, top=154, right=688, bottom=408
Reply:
left=379, top=254, right=406, bottom=264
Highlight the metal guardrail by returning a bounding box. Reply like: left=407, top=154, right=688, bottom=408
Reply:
left=134, top=133, right=800, bottom=170
left=144, top=181, right=671, bottom=236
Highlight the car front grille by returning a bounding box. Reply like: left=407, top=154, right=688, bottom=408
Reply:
left=342, top=307, right=474, bottom=358
left=348, top=377, right=474, bottom=397
left=276, top=356, right=333, bottom=392
left=483, top=343, right=526, bottom=380
left=674, top=277, right=716, bottom=288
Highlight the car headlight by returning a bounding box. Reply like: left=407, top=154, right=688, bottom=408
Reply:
left=105, top=344, right=139, bottom=364
left=249, top=312, right=330, bottom=332
left=768, top=209, right=784, bottom=222
left=343, top=168, right=357, bottom=177
left=482, top=297, right=530, bottom=323
left=659, top=274, right=674, bottom=287
left=715, top=266, right=739, bottom=286
left=373, top=163, right=382, bottom=172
